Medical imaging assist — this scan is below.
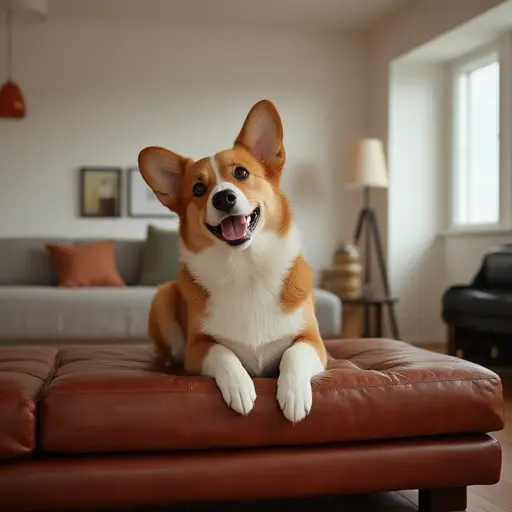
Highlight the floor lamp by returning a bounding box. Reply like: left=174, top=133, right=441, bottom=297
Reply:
left=345, top=138, right=400, bottom=339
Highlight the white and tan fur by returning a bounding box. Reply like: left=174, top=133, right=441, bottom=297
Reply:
left=138, top=100, right=327, bottom=423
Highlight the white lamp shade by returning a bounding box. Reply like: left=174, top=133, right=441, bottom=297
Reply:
left=345, top=138, right=388, bottom=189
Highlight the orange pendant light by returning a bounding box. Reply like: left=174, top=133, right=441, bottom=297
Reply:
left=0, top=8, right=26, bottom=119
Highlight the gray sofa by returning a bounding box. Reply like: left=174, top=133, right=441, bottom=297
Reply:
left=0, top=237, right=342, bottom=344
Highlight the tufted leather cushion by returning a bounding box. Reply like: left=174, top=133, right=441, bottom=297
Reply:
left=0, top=346, right=58, bottom=458
left=40, top=339, right=504, bottom=454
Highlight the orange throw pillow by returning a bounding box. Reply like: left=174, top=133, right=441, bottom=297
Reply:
left=46, top=240, right=126, bottom=287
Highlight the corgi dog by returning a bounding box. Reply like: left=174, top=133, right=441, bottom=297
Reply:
left=138, top=99, right=327, bottom=423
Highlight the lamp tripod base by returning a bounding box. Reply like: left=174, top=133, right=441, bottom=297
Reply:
left=353, top=190, right=400, bottom=339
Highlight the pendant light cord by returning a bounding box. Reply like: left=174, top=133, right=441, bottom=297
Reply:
left=6, top=8, right=12, bottom=80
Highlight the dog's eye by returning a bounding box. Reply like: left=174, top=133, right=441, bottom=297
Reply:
left=233, top=167, right=249, bottom=181
left=193, top=183, right=207, bottom=197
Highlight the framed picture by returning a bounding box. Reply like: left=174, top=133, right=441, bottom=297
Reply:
left=80, top=167, right=122, bottom=218
left=127, top=167, right=176, bottom=218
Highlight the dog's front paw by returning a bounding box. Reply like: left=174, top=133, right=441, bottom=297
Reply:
left=216, top=367, right=256, bottom=416
left=277, top=372, right=312, bottom=424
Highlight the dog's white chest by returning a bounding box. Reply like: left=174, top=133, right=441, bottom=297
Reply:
left=181, top=229, right=305, bottom=377
left=219, top=335, right=295, bottom=378
left=203, top=280, right=304, bottom=377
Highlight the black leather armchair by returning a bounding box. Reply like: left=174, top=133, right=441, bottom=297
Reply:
left=442, top=243, right=512, bottom=366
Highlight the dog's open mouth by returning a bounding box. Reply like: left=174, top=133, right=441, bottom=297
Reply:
left=206, top=206, right=260, bottom=246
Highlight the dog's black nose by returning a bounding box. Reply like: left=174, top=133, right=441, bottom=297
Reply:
left=212, top=190, right=237, bottom=212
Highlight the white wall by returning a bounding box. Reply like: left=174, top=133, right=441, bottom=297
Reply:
left=444, top=233, right=512, bottom=284
left=388, top=61, right=446, bottom=342
left=372, top=0, right=506, bottom=143
left=0, top=14, right=370, bottom=275
left=371, top=0, right=509, bottom=343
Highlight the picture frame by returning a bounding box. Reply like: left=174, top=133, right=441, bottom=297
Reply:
left=127, top=167, right=176, bottom=218
left=79, top=167, right=122, bottom=218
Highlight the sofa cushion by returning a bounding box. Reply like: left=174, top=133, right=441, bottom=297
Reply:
left=0, top=287, right=156, bottom=340
left=0, top=287, right=337, bottom=342
left=0, top=238, right=67, bottom=285
left=0, top=346, right=58, bottom=459
left=313, top=288, right=341, bottom=339
left=46, top=240, right=126, bottom=287
left=113, top=240, right=144, bottom=285
left=138, top=225, right=180, bottom=286
left=76, top=239, right=145, bottom=286
left=40, top=339, right=504, bottom=455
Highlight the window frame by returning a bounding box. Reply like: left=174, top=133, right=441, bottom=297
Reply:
left=446, top=36, right=512, bottom=235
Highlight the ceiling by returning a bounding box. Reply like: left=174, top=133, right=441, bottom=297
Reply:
left=398, top=0, right=512, bottom=62
left=47, top=0, right=415, bottom=32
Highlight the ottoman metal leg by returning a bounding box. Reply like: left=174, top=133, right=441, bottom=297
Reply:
left=419, top=487, right=467, bottom=512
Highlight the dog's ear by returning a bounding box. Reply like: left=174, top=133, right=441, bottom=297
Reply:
left=234, top=99, right=286, bottom=177
left=138, top=146, right=190, bottom=215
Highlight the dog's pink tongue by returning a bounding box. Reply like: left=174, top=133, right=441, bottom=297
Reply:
left=221, top=215, right=247, bottom=241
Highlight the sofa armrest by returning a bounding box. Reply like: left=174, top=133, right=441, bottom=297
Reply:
left=313, top=288, right=342, bottom=339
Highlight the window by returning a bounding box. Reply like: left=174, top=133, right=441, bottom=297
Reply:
left=450, top=46, right=501, bottom=229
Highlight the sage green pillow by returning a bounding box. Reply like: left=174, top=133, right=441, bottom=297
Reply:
left=138, top=225, right=180, bottom=285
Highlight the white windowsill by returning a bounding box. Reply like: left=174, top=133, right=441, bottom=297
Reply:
left=439, top=226, right=512, bottom=238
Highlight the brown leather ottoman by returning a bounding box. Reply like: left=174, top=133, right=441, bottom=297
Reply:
left=0, top=338, right=504, bottom=512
